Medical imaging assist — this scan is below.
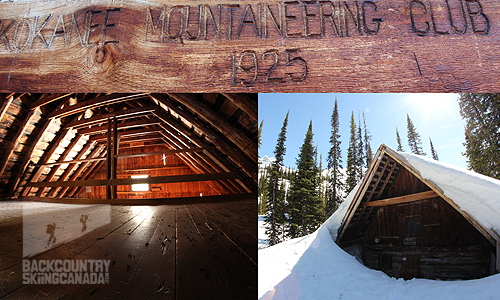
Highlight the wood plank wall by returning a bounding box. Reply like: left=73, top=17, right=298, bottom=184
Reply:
left=78, top=145, right=228, bottom=199
left=362, top=167, right=493, bottom=279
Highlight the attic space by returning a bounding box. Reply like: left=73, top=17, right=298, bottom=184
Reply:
left=0, top=93, right=257, bottom=299
left=0, top=93, right=257, bottom=201
left=337, top=145, right=499, bottom=280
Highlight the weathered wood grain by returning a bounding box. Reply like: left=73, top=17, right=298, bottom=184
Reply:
left=0, top=0, right=499, bottom=92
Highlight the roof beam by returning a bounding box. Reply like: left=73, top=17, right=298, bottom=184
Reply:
left=78, top=118, right=161, bottom=135
left=151, top=96, right=257, bottom=181
left=48, top=94, right=148, bottom=119
left=36, top=134, right=84, bottom=197
left=0, top=94, right=17, bottom=122
left=167, top=93, right=257, bottom=162
left=0, top=109, right=37, bottom=178
left=47, top=140, right=97, bottom=197
left=59, top=145, right=106, bottom=198
left=363, top=190, right=439, bottom=207
left=66, top=106, right=157, bottom=129
left=89, top=126, right=164, bottom=142
left=222, top=93, right=257, bottom=121
left=27, top=172, right=242, bottom=188
left=29, top=93, right=73, bottom=110
left=7, top=117, right=53, bottom=198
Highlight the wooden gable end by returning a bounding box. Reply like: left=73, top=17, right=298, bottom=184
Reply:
left=336, top=144, right=499, bottom=279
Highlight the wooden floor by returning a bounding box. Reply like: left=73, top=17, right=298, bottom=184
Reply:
left=0, top=199, right=256, bottom=299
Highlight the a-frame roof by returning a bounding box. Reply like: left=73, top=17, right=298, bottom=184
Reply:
left=0, top=93, right=257, bottom=200
left=337, top=144, right=500, bottom=248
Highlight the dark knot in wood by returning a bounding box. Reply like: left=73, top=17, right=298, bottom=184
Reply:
left=86, top=41, right=119, bottom=74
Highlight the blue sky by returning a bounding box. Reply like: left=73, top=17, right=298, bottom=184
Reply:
left=259, top=93, right=468, bottom=170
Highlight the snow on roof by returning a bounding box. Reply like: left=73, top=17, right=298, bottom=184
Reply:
left=396, top=149, right=500, bottom=240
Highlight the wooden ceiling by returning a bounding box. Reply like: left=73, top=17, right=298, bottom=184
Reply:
left=0, top=93, right=257, bottom=200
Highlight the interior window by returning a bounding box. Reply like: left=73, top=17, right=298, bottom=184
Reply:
left=131, top=175, right=149, bottom=192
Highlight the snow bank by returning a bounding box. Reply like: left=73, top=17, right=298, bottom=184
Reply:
left=258, top=178, right=500, bottom=300
left=398, top=152, right=500, bottom=237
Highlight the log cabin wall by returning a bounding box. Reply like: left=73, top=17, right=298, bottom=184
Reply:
left=358, top=159, right=492, bottom=279
left=363, top=197, right=492, bottom=280
left=78, top=144, right=228, bottom=199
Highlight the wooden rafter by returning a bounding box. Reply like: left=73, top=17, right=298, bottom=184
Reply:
left=0, top=109, right=37, bottom=177
left=47, top=140, right=97, bottom=197
left=167, top=93, right=257, bottom=162
left=363, top=190, right=439, bottom=207
left=222, top=93, right=257, bottom=121
left=78, top=118, right=162, bottom=135
left=0, top=94, right=17, bottom=122
left=29, top=93, right=73, bottom=111
left=21, top=125, right=74, bottom=197
left=7, top=116, right=53, bottom=198
left=36, top=134, right=84, bottom=197
left=152, top=99, right=257, bottom=181
left=65, top=106, right=157, bottom=128
left=89, top=126, right=164, bottom=142
left=60, top=145, right=106, bottom=197
left=48, top=94, right=148, bottom=119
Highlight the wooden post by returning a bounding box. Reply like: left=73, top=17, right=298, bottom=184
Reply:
left=112, top=116, right=118, bottom=199
left=106, top=117, right=113, bottom=199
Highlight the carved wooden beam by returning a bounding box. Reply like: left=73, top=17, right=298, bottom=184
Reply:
left=2, top=1, right=500, bottom=92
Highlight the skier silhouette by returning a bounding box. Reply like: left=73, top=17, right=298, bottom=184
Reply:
left=46, top=222, right=61, bottom=246
left=80, top=214, right=90, bottom=232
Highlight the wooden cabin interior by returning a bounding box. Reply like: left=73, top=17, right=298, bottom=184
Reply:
left=0, top=93, right=257, bottom=299
left=337, top=146, right=498, bottom=280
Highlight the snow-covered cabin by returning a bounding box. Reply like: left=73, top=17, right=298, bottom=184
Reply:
left=337, top=144, right=500, bottom=280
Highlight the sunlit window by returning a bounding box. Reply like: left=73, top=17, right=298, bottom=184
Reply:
left=131, top=175, right=149, bottom=192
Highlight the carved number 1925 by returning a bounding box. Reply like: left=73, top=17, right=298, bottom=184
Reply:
left=231, top=49, right=308, bottom=87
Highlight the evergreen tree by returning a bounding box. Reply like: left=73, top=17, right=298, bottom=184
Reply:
left=429, top=138, right=439, bottom=160
left=357, top=114, right=365, bottom=180
left=346, top=112, right=358, bottom=194
left=258, top=171, right=269, bottom=215
left=363, top=112, right=373, bottom=168
left=326, top=99, right=344, bottom=219
left=287, top=121, right=323, bottom=238
left=396, top=127, right=404, bottom=151
left=407, top=114, right=426, bottom=155
left=458, top=94, right=500, bottom=179
left=265, top=111, right=289, bottom=245
left=258, top=119, right=264, bottom=156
